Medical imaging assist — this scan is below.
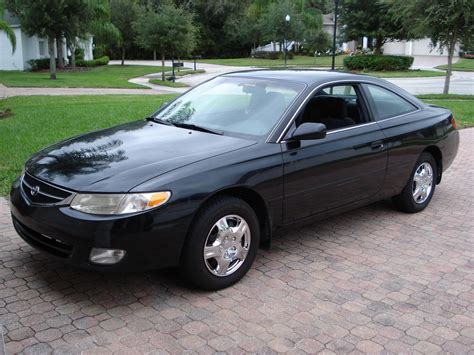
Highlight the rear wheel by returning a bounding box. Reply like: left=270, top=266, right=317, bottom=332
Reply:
left=180, top=196, right=260, bottom=290
left=393, top=152, right=437, bottom=213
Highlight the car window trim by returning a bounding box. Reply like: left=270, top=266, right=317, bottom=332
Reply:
left=280, top=83, right=376, bottom=142
left=272, top=79, right=421, bottom=143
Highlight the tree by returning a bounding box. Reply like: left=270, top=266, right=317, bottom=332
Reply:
left=66, top=0, right=120, bottom=69
left=260, top=0, right=305, bottom=52
left=6, top=0, right=84, bottom=79
left=339, top=0, right=406, bottom=55
left=133, top=3, right=197, bottom=81
left=390, top=0, right=474, bottom=94
left=110, top=0, right=139, bottom=65
left=301, top=6, right=330, bottom=54
left=224, top=2, right=264, bottom=54
left=0, top=1, right=16, bottom=53
left=179, top=0, right=252, bottom=58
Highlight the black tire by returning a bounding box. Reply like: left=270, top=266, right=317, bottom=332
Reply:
left=393, top=152, right=437, bottom=213
left=180, top=196, right=260, bottom=290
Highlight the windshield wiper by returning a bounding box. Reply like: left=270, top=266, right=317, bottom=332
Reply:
left=146, top=116, right=174, bottom=126
left=173, top=122, right=223, bottom=135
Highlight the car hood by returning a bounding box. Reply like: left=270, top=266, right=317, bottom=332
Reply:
left=26, top=120, right=256, bottom=192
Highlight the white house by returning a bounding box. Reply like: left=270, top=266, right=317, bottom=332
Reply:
left=322, top=13, right=459, bottom=59
left=383, top=39, right=460, bottom=57
left=0, top=12, right=93, bottom=71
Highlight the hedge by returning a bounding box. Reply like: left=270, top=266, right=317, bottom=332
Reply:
left=27, top=58, right=51, bottom=71
left=344, top=55, right=414, bottom=71
left=75, top=56, right=110, bottom=67
left=253, top=51, right=294, bottom=60
left=27, top=56, right=109, bottom=71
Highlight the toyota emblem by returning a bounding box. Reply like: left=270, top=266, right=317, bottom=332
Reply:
left=30, top=186, right=40, bottom=196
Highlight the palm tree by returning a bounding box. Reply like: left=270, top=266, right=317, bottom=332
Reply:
left=0, top=4, right=16, bottom=52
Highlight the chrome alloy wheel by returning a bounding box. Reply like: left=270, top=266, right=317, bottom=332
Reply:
left=203, top=214, right=251, bottom=277
left=412, top=162, right=434, bottom=204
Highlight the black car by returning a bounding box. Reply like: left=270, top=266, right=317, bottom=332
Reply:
left=10, top=70, right=459, bottom=290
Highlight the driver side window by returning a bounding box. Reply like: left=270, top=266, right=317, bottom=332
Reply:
left=296, top=84, right=368, bottom=131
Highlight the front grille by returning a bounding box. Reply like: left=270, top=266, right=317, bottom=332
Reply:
left=21, top=173, right=73, bottom=205
left=13, top=217, right=73, bottom=258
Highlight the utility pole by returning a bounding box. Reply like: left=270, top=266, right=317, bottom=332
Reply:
left=331, top=0, right=339, bottom=70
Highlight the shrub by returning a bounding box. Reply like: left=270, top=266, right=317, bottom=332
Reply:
left=253, top=51, right=280, bottom=60
left=27, top=58, right=52, bottom=71
left=252, top=51, right=295, bottom=60
left=75, top=47, right=85, bottom=61
left=93, top=45, right=107, bottom=59
left=344, top=55, right=414, bottom=71
left=76, top=56, right=110, bottom=67
left=279, top=51, right=294, bottom=60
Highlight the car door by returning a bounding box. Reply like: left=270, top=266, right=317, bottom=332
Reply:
left=281, top=83, right=388, bottom=223
left=360, top=83, right=426, bottom=197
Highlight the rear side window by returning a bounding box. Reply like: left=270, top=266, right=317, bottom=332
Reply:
left=365, top=84, right=417, bottom=120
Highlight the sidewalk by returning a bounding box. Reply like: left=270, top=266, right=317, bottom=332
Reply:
left=0, top=84, right=176, bottom=98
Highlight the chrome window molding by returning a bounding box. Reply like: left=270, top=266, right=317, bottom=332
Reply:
left=280, top=121, right=379, bottom=144
left=273, top=79, right=422, bottom=144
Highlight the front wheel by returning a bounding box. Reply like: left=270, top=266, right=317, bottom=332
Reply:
left=393, top=152, right=437, bottom=213
left=180, top=196, right=260, bottom=290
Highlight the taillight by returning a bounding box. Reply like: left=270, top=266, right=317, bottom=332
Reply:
left=451, top=116, right=457, bottom=129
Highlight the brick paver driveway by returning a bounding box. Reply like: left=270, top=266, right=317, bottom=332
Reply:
left=1, top=129, right=473, bottom=354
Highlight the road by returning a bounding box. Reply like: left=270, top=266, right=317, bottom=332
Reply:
left=111, top=60, right=474, bottom=96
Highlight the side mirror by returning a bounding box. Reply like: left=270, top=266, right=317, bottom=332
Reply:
left=289, top=122, right=327, bottom=141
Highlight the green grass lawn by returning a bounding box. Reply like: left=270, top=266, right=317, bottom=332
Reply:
left=0, top=95, right=176, bottom=195
left=173, top=69, right=206, bottom=77
left=149, top=79, right=189, bottom=87
left=198, top=55, right=346, bottom=67
left=437, top=58, right=474, bottom=71
left=0, top=65, right=172, bottom=89
left=198, top=57, right=442, bottom=77
left=360, top=70, right=446, bottom=78
left=418, top=95, right=474, bottom=129
left=0, top=94, right=471, bottom=196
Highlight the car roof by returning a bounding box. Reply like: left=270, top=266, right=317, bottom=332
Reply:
left=222, top=69, right=379, bottom=86
left=221, top=69, right=424, bottom=107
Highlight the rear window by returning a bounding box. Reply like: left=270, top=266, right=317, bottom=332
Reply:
left=365, top=84, right=417, bottom=120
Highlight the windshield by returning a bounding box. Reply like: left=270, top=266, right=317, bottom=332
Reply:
left=153, top=76, right=305, bottom=137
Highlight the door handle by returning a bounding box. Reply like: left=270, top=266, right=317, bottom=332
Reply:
left=371, top=141, right=384, bottom=150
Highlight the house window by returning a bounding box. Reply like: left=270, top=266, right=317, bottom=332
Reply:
left=38, top=40, right=46, bottom=56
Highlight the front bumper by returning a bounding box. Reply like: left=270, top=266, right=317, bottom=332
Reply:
left=9, top=177, right=194, bottom=272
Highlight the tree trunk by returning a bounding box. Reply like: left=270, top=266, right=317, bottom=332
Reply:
left=48, top=37, right=57, bottom=80
left=161, top=53, right=165, bottom=81
left=121, top=48, right=125, bottom=66
left=57, top=37, right=64, bottom=69
left=70, top=43, right=76, bottom=70
left=273, top=41, right=276, bottom=52
left=443, top=38, right=455, bottom=95
left=153, top=50, right=157, bottom=61
left=374, top=37, right=384, bottom=55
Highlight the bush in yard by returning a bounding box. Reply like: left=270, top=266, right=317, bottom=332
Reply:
left=93, top=44, right=107, bottom=59
left=253, top=51, right=280, bottom=60
left=27, top=58, right=52, bottom=71
left=344, top=55, right=414, bottom=71
left=74, top=47, right=85, bottom=61
left=76, top=56, right=110, bottom=67
left=279, top=51, right=294, bottom=60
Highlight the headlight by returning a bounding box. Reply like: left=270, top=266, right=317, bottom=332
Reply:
left=70, top=191, right=171, bottom=215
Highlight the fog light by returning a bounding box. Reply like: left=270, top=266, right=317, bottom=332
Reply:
left=89, top=248, right=126, bottom=265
